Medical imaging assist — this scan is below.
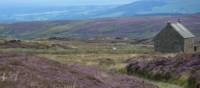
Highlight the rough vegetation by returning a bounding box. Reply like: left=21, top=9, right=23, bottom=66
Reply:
left=0, top=39, right=193, bottom=88
left=0, top=53, right=158, bottom=88
left=127, top=53, right=200, bottom=88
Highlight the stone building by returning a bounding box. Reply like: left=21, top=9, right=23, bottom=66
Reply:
left=154, top=21, right=196, bottom=53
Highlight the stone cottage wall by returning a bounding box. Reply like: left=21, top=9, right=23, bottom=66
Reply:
left=184, top=38, right=195, bottom=53
left=154, top=25, right=184, bottom=53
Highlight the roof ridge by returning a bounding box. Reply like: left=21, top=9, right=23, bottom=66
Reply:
left=170, top=22, right=195, bottom=38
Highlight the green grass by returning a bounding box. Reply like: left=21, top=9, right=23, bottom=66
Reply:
left=154, top=82, right=183, bottom=88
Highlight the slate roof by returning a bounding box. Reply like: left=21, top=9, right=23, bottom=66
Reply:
left=170, top=22, right=195, bottom=38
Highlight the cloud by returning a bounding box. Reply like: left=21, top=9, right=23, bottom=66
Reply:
left=0, top=0, right=139, bottom=6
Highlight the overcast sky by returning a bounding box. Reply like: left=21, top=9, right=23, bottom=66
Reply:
left=0, top=0, right=140, bottom=6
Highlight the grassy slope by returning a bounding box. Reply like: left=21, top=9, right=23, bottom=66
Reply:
left=0, top=14, right=199, bottom=39
left=0, top=39, right=184, bottom=88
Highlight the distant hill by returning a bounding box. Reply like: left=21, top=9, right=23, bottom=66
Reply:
left=98, top=0, right=200, bottom=17
left=0, top=6, right=117, bottom=23
left=0, top=14, right=199, bottom=39
left=0, top=0, right=200, bottom=22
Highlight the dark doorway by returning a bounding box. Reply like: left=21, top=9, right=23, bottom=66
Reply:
left=194, top=46, right=197, bottom=52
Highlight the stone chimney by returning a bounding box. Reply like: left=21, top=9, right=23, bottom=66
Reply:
left=167, top=20, right=171, bottom=25
left=177, top=19, right=182, bottom=23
